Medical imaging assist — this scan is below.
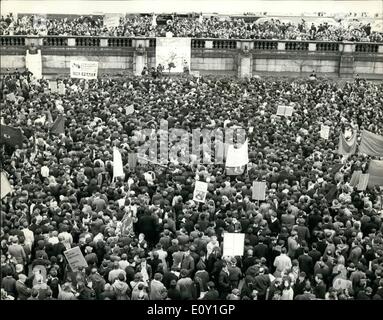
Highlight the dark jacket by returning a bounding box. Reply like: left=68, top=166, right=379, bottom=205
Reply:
left=203, top=289, right=219, bottom=300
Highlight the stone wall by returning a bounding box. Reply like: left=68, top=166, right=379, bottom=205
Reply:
left=1, top=36, right=383, bottom=79
left=0, top=55, right=25, bottom=70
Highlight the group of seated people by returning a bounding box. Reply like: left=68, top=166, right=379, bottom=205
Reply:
left=0, top=13, right=382, bottom=42
left=0, top=68, right=382, bottom=300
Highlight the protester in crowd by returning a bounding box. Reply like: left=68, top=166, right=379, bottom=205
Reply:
left=1, top=13, right=382, bottom=41
left=0, top=68, right=382, bottom=301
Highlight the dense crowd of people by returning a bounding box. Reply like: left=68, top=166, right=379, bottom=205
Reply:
left=0, top=13, right=382, bottom=42
left=1, top=68, right=383, bottom=301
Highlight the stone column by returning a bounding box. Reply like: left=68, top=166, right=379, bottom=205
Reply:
left=237, top=41, right=253, bottom=78
left=133, top=39, right=148, bottom=75
left=339, top=41, right=355, bottom=78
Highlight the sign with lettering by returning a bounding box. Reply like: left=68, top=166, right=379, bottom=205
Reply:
left=64, top=246, right=88, bottom=271
left=70, top=60, right=98, bottom=80
left=223, top=233, right=245, bottom=257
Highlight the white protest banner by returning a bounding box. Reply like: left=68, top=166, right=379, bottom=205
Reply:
left=223, top=233, right=245, bottom=257
left=226, top=140, right=249, bottom=168
left=113, top=147, right=125, bottom=179
left=156, top=38, right=191, bottom=73
left=276, top=105, right=286, bottom=116
left=190, top=71, right=200, bottom=77
left=349, top=170, right=362, bottom=187
left=284, top=106, right=294, bottom=117
left=70, top=60, right=98, bottom=80
left=1, top=172, right=13, bottom=199
left=276, top=105, right=294, bottom=117
left=103, top=14, right=121, bottom=28
left=252, top=181, right=266, bottom=201
left=320, top=125, right=330, bottom=140
left=357, top=174, right=370, bottom=191
left=63, top=246, right=88, bottom=271
left=193, top=181, right=208, bottom=203
left=49, top=81, right=58, bottom=93
left=368, top=160, right=383, bottom=187
left=58, top=83, right=66, bottom=95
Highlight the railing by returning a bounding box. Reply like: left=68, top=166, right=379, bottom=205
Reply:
left=212, top=40, right=237, bottom=49
left=108, top=38, right=132, bottom=47
left=192, top=39, right=206, bottom=48
left=0, top=36, right=382, bottom=54
left=75, top=37, right=100, bottom=47
left=149, top=38, right=156, bottom=48
left=285, top=41, right=309, bottom=51
left=44, top=37, right=68, bottom=46
left=254, top=40, right=278, bottom=50
left=316, top=42, right=339, bottom=52
left=0, top=36, right=26, bottom=46
left=355, top=43, right=379, bottom=53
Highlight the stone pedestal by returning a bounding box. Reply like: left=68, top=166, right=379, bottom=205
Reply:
left=133, top=51, right=148, bottom=75
left=100, top=38, right=109, bottom=47
left=339, top=55, right=354, bottom=78
left=205, top=41, right=213, bottom=49
left=308, top=43, right=316, bottom=52
left=238, top=54, right=252, bottom=78
left=67, top=38, right=76, bottom=47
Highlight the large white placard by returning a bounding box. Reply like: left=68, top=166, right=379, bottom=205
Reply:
left=64, top=246, right=88, bottom=271
left=223, top=233, right=245, bottom=257
left=104, top=14, right=121, bottom=28
left=226, top=140, right=249, bottom=168
left=193, top=181, right=208, bottom=203
left=155, top=38, right=191, bottom=73
left=70, top=60, right=98, bottom=79
left=320, top=125, right=330, bottom=140
left=252, top=181, right=266, bottom=201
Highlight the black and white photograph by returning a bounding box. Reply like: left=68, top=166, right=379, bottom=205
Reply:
left=0, top=0, right=383, bottom=311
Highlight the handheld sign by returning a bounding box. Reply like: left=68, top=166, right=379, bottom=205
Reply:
left=252, top=181, right=266, bottom=201
left=284, top=106, right=294, bottom=117
left=64, top=246, right=88, bottom=271
left=49, top=81, right=58, bottom=93
left=58, top=83, right=66, bottom=95
left=276, top=105, right=286, bottom=116
left=223, top=233, right=245, bottom=257
left=349, top=170, right=362, bottom=187
left=276, top=105, right=294, bottom=117
left=193, top=181, right=208, bottom=203
left=320, top=125, right=330, bottom=140
left=70, top=60, right=98, bottom=80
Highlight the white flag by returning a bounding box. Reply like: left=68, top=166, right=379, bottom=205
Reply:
left=1, top=172, right=13, bottom=199
left=113, top=147, right=124, bottom=179
left=226, top=140, right=249, bottom=168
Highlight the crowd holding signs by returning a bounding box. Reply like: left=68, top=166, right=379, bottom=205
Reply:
left=0, top=69, right=383, bottom=301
